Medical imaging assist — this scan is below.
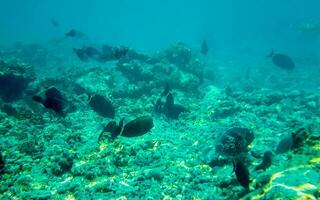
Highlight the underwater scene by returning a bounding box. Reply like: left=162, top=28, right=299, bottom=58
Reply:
left=1, top=0, right=320, bottom=199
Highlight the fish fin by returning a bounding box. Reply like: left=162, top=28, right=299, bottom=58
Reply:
left=162, top=83, right=170, bottom=96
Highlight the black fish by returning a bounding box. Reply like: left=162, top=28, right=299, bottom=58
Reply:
left=73, top=47, right=101, bottom=61
left=233, top=159, right=250, bottom=190
left=165, top=93, right=189, bottom=119
left=89, top=94, right=115, bottom=118
left=255, top=151, right=273, bottom=171
left=101, top=116, right=153, bottom=140
left=0, top=151, right=4, bottom=175
left=112, top=46, right=129, bottom=60
left=275, top=133, right=293, bottom=154
left=269, top=51, right=295, bottom=70
left=121, top=116, right=153, bottom=137
left=32, top=87, right=66, bottom=116
left=201, top=40, right=208, bottom=55
left=65, top=29, right=84, bottom=38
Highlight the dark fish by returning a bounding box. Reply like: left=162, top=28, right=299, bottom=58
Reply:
left=166, top=104, right=189, bottom=119
left=255, top=151, right=273, bottom=171
left=100, top=120, right=122, bottom=140
left=121, top=116, right=153, bottom=137
left=51, top=19, right=59, bottom=28
left=269, top=51, right=295, bottom=70
left=216, top=127, right=254, bottom=156
left=100, top=116, right=153, bottom=140
left=233, top=159, right=250, bottom=190
left=113, top=46, right=129, bottom=60
left=154, top=87, right=189, bottom=119
left=275, top=133, right=293, bottom=154
left=73, top=47, right=101, bottom=61
left=100, top=45, right=114, bottom=61
left=89, top=94, right=115, bottom=118
left=32, top=87, right=66, bottom=116
left=0, top=151, right=4, bottom=175
left=201, top=40, right=208, bottom=55
left=165, top=92, right=189, bottom=119
left=65, top=29, right=84, bottom=38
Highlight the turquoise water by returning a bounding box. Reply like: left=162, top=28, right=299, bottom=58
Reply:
left=0, top=1, right=320, bottom=199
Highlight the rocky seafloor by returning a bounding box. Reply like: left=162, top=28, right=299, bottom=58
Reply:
left=0, top=43, right=320, bottom=200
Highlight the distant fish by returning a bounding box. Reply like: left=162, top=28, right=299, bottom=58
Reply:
left=296, top=22, right=320, bottom=33
left=65, top=29, right=84, bottom=38
left=268, top=51, right=295, bottom=70
left=233, top=159, right=250, bottom=190
left=154, top=85, right=189, bottom=119
left=275, top=133, right=294, bottom=154
left=32, top=87, right=66, bottom=116
left=201, top=40, right=209, bottom=55
left=165, top=93, right=189, bottom=119
left=122, top=116, right=154, bottom=137
left=255, top=151, right=273, bottom=171
left=101, top=116, right=153, bottom=140
left=51, top=19, right=60, bottom=28
left=89, top=94, right=115, bottom=118
left=73, top=47, right=101, bottom=61
left=0, top=151, right=4, bottom=175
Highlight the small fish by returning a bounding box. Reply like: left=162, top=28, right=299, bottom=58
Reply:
left=255, top=151, right=273, bottom=171
left=275, top=133, right=293, bottom=154
left=65, top=29, right=84, bottom=38
left=269, top=51, right=295, bottom=70
left=165, top=92, right=189, bottom=119
left=32, top=87, right=66, bottom=116
left=201, top=40, right=209, bottom=55
left=51, top=19, right=59, bottom=28
left=112, top=46, right=129, bottom=60
left=73, top=47, right=101, bottom=61
left=101, top=116, right=153, bottom=140
left=121, top=116, right=154, bottom=137
left=233, top=159, right=250, bottom=190
left=89, top=94, right=115, bottom=119
left=0, top=151, right=4, bottom=175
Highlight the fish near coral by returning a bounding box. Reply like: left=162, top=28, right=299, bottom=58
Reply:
left=121, top=116, right=154, bottom=137
left=32, top=87, right=66, bottom=116
left=164, top=92, right=189, bottom=119
left=65, top=29, right=84, bottom=38
left=100, top=116, right=153, bottom=141
left=275, top=133, right=294, bottom=154
left=255, top=150, right=273, bottom=171
left=268, top=51, right=295, bottom=70
left=215, top=127, right=254, bottom=156
left=89, top=94, right=115, bottom=119
left=233, top=159, right=250, bottom=190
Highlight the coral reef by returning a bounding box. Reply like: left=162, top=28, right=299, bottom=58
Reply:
left=0, top=58, right=35, bottom=101
left=0, top=43, right=319, bottom=200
